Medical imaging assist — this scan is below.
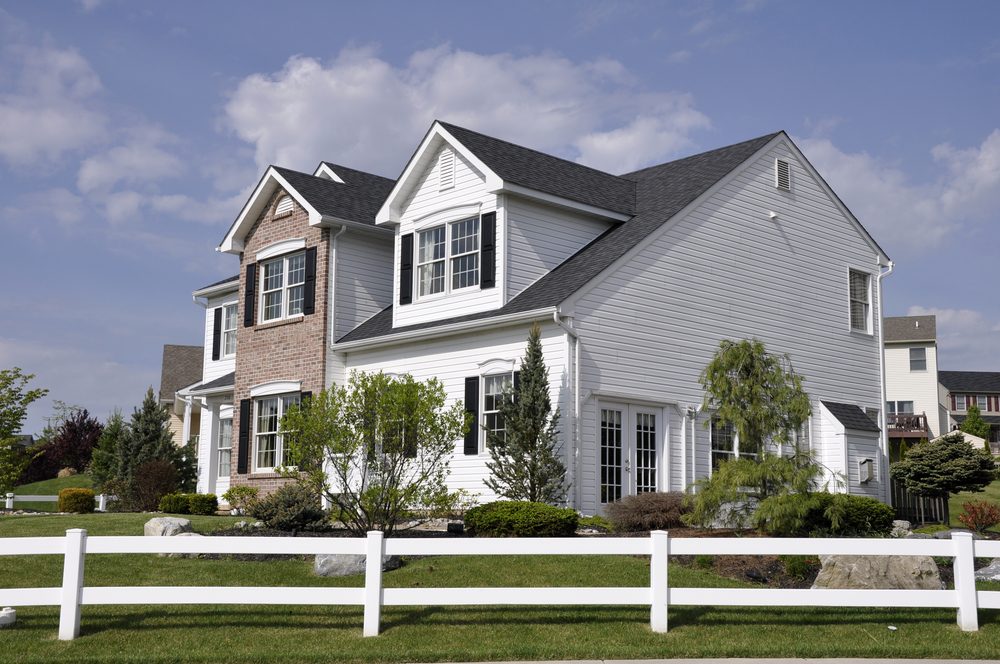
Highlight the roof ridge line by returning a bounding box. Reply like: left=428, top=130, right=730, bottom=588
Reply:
left=620, top=131, right=783, bottom=179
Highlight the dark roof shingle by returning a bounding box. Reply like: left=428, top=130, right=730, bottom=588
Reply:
left=884, top=315, right=936, bottom=342
left=940, top=371, right=1000, bottom=393
left=188, top=371, right=234, bottom=393
left=158, top=345, right=203, bottom=402
left=273, top=163, right=395, bottom=225
left=822, top=400, right=881, bottom=432
left=195, top=274, right=239, bottom=292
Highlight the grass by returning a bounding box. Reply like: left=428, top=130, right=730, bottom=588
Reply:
left=11, top=475, right=94, bottom=512
left=950, top=477, right=1000, bottom=530
left=1, top=512, right=999, bottom=662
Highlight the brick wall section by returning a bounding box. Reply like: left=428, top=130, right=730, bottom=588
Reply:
left=231, top=189, right=328, bottom=496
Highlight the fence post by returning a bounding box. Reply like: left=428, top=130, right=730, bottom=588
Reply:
left=952, top=532, right=978, bottom=631
left=4, top=493, right=12, bottom=510
left=363, top=530, right=385, bottom=637
left=649, top=530, right=669, bottom=633
left=97, top=494, right=107, bottom=512
left=59, top=528, right=87, bottom=640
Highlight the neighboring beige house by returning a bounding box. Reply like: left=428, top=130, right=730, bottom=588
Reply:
left=158, top=344, right=204, bottom=448
left=883, top=315, right=944, bottom=456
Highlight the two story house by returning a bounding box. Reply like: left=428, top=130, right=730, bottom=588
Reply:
left=939, top=371, right=1000, bottom=452
left=185, top=121, right=892, bottom=511
left=882, top=315, right=945, bottom=456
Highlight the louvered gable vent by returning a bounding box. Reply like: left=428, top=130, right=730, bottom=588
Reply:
left=275, top=195, right=294, bottom=216
left=438, top=147, right=455, bottom=191
left=775, top=158, right=791, bottom=191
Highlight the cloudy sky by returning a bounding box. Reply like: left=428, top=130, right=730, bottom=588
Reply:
left=2, top=1, right=998, bottom=434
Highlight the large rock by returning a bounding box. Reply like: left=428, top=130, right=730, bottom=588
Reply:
left=976, top=558, right=1000, bottom=582
left=144, top=517, right=193, bottom=537
left=890, top=520, right=911, bottom=538
left=314, top=553, right=402, bottom=578
left=812, top=555, right=942, bottom=590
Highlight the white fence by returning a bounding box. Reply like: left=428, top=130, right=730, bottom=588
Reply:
left=4, top=493, right=113, bottom=512
left=0, top=529, right=997, bottom=641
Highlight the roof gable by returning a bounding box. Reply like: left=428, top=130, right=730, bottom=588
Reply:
left=884, top=315, right=936, bottom=343
left=822, top=400, right=881, bottom=432
left=159, top=344, right=203, bottom=402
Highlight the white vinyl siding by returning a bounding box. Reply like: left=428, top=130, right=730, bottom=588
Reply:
left=505, top=196, right=613, bottom=301
left=201, top=292, right=238, bottom=382
left=332, top=232, right=394, bottom=342
left=885, top=342, right=941, bottom=437
left=572, top=139, right=886, bottom=511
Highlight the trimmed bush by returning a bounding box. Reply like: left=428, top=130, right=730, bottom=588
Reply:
left=134, top=460, right=180, bottom=512
left=464, top=500, right=578, bottom=537
left=832, top=494, right=894, bottom=537
left=222, top=485, right=259, bottom=514
left=188, top=493, right=218, bottom=516
left=58, top=488, right=95, bottom=513
left=755, top=492, right=894, bottom=537
left=605, top=492, right=689, bottom=532
left=248, top=483, right=328, bottom=532
left=158, top=493, right=190, bottom=514
left=957, top=500, right=1000, bottom=534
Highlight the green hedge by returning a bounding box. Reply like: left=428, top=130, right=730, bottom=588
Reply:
left=159, top=493, right=219, bottom=515
left=464, top=501, right=578, bottom=537
left=754, top=492, right=894, bottom=537
left=58, top=488, right=95, bottom=514
left=159, top=493, right=190, bottom=514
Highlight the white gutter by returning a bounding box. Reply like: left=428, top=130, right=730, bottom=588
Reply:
left=192, top=279, right=240, bottom=301
left=690, top=403, right=703, bottom=492
left=333, top=307, right=557, bottom=352
left=876, top=259, right=895, bottom=503
left=552, top=310, right=580, bottom=509
left=319, top=215, right=393, bottom=236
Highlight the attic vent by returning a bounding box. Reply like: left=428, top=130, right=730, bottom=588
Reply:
left=275, top=195, right=294, bottom=217
left=438, top=148, right=455, bottom=191
left=775, top=158, right=791, bottom=191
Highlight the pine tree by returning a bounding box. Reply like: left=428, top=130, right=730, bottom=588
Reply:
left=89, top=410, right=126, bottom=491
left=960, top=404, right=992, bottom=443
left=124, top=388, right=177, bottom=480
left=484, top=324, right=568, bottom=504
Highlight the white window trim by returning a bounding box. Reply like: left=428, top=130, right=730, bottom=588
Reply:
left=415, top=216, right=480, bottom=301
left=250, top=380, right=302, bottom=398
left=221, top=302, right=238, bottom=358
left=480, top=370, right=514, bottom=453
left=955, top=394, right=967, bottom=410
left=258, top=251, right=306, bottom=323
left=217, top=417, right=233, bottom=478
left=976, top=395, right=988, bottom=410
left=256, top=238, right=305, bottom=261
left=909, top=347, right=927, bottom=372
left=411, top=203, right=483, bottom=231
left=253, top=393, right=299, bottom=473
left=847, top=267, right=873, bottom=335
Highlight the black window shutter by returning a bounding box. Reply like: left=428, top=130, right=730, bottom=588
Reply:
left=237, top=399, right=251, bottom=474
left=513, top=371, right=521, bottom=393
left=303, top=247, right=317, bottom=315
left=481, top=212, right=496, bottom=289
left=399, top=233, right=414, bottom=305
left=300, top=391, right=312, bottom=406
left=211, top=307, right=222, bottom=361
left=243, top=263, right=257, bottom=327
left=464, top=376, right=479, bottom=455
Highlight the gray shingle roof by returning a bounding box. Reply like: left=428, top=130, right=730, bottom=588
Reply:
left=884, top=315, right=936, bottom=342
left=188, top=371, right=234, bottom=393
left=940, top=371, right=1000, bottom=393
left=822, top=400, right=881, bottom=432
left=273, top=163, right=395, bottom=225
left=952, top=414, right=1000, bottom=426
left=158, top=345, right=204, bottom=402
left=195, top=274, right=239, bottom=292
left=337, top=131, right=780, bottom=344
left=439, top=122, right=636, bottom=216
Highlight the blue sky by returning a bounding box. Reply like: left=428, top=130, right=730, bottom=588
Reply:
left=2, top=0, right=998, bottom=434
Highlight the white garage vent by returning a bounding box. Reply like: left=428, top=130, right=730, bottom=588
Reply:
left=274, top=195, right=294, bottom=217
left=438, top=147, right=455, bottom=191
left=775, top=158, right=791, bottom=191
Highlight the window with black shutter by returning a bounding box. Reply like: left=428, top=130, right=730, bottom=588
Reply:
left=243, top=263, right=256, bottom=327
left=464, top=376, right=479, bottom=455
left=211, top=307, right=222, bottom=361
left=237, top=399, right=251, bottom=474
left=399, top=233, right=414, bottom=305
left=481, top=211, right=496, bottom=289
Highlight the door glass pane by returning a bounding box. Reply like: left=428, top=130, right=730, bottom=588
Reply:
left=635, top=412, right=656, bottom=493
left=600, top=408, right=622, bottom=503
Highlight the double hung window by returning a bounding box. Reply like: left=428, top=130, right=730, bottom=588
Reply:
left=217, top=418, right=232, bottom=478
left=849, top=270, right=871, bottom=332
left=260, top=252, right=305, bottom=322
left=909, top=347, right=926, bottom=371
left=417, top=217, right=479, bottom=298
left=956, top=395, right=967, bottom=410
left=222, top=304, right=238, bottom=356
left=482, top=372, right=513, bottom=449
left=977, top=395, right=988, bottom=410
left=710, top=417, right=759, bottom=471
left=254, top=394, right=300, bottom=471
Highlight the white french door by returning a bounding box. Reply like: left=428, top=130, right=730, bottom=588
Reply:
left=599, top=402, right=661, bottom=503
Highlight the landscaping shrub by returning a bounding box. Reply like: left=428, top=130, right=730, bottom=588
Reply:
left=605, top=492, right=689, bottom=532
left=222, top=485, right=259, bottom=514
left=158, top=493, right=190, bottom=514
left=248, top=483, right=328, bottom=532
left=133, top=459, right=180, bottom=511
left=957, top=500, right=1000, bottom=534
left=58, top=488, right=95, bottom=513
left=755, top=492, right=893, bottom=537
left=779, top=554, right=820, bottom=580
left=830, top=494, right=894, bottom=537
left=464, top=500, right=578, bottom=537
left=188, top=493, right=219, bottom=516
left=578, top=514, right=613, bottom=532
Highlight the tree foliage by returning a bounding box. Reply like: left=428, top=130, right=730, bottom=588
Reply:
left=0, top=368, right=48, bottom=493
left=281, top=371, right=467, bottom=536
left=89, top=410, right=127, bottom=491
left=890, top=431, right=996, bottom=498
left=485, top=324, right=568, bottom=504
left=699, top=338, right=811, bottom=451
left=960, top=404, right=992, bottom=442
left=20, top=409, right=103, bottom=483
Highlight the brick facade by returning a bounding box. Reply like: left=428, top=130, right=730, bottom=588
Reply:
left=231, top=189, right=328, bottom=495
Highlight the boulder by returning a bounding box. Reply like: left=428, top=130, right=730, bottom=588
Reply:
left=812, top=555, right=942, bottom=590
left=314, top=553, right=402, bottom=578
left=0, top=608, right=15, bottom=628
left=975, top=558, right=1000, bottom=582
left=890, top=520, right=911, bottom=538
left=144, top=517, right=193, bottom=537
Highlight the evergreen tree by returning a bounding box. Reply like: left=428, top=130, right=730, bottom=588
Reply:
left=124, top=387, right=177, bottom=479
left=890, top=431, right=996, bottom=498
left=484, top=324, right=568, bottom=504
left=960, top=404, right=992, bottom=442
left=89, top=410, right=127, bottom=491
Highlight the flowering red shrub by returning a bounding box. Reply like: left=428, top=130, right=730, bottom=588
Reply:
left=957, top=500, right=1000, bottom=533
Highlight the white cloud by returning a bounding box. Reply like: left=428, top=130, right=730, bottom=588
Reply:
left=0, top=41, right=106, bottom=165
left=225, top=45, right=710, bottom=175
left=102, top=190, right=144, bottom=225
left=77, top=126, right=183, bottom=194
left=907, top=306, right=1000, bottom=371
left=798, top=130, right=1000, bottom=254
left=1, top=188, right=86, bottom=229
left=666, top=50, right=692, bottom=64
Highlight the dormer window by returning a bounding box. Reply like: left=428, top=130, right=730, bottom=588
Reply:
left=416, top=217, right=480, bottom=298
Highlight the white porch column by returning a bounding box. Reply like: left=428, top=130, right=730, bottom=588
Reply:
left=180, top=397, right=192, bottom=447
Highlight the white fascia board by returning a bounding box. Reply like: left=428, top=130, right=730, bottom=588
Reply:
left=187, top=384, right=235, bottom=397
left=333, top=307, right=556, bottom=352
left=313, top=163, right=345, bottom=182
left=317, top=215, right=395, bottom=236
left=192, top=280, right=240, bottom=299
left=560, top=134, right=784, bottom=312
left=499, top=183, right=632, bottom=222
left=375, top=122, right=503, bottom=226
left=218, top=167, right=322, bottom=255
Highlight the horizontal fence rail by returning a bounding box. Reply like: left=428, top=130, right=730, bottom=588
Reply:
left=0, top=529, right=997, bottom=640
left=4, top=493, right=114, bottom=512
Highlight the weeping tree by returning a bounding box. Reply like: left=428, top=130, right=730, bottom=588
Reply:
left=485, top=324, right=568, bottom=504
left=281, top=371, right=467, bottom=536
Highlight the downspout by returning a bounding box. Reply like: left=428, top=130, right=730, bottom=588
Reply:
left=690, top=404, right=703, bottom=491
left=679, top=407, right=688, bottom=493
left=553, top=310, right=580, bottom=509
left=876, top=259, right=895, bottom=503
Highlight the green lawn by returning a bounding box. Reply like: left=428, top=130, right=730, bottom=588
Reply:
left=950, top=477, right=1000, bottom=530
left=1, top=513, right=999, bottom=663
left=11, top=475, right=94, bottom=512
